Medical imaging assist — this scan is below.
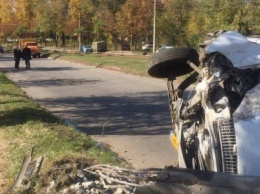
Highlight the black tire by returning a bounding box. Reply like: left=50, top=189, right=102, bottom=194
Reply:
left=146, top=47, right=200, bottom=78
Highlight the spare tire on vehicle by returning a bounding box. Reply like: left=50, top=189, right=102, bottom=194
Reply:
left=146, top=47, right=200, bottom=78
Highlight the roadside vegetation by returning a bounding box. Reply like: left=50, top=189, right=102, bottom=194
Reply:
left=0, top=0, right=259, bottom=51
left=0, top=73, right=126, bottom=193
left=43, top=50, right=149, bottom=77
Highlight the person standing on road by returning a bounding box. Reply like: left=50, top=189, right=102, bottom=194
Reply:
left=22, top=45, right=32, bottom=69
left=13, top=46, right=22, bottom=69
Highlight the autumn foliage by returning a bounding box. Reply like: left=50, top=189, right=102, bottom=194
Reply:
left=0, top=0, right=259, bottom=50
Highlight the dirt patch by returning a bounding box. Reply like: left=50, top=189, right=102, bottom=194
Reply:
left=104, top=66, right=123, bottom=72
left=39, top=157, right=94, bottom=194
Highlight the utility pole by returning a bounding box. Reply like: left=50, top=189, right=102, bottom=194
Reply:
left=152, top=0, right=156, bottom=53
left=78, top=10, right=81, bottom=51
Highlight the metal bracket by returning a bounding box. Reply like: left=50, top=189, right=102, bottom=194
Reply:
left=187, top=61, right=202, bottom=76
left=10, top=147, right=43, bottom=192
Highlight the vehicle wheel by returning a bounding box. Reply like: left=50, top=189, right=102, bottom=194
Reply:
left=146, top=47, right=200, bottom=78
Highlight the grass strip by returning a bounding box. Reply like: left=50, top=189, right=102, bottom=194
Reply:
left=44, top=52, right=149, bottom=76
left=0, top=73, right=122, bottom=193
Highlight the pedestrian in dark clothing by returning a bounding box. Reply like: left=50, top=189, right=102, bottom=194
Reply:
left=13, top=46, right=22, bottom=69
left=22, top=46, right=31, bottom=69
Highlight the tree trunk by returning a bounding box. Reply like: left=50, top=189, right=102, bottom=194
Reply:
left=61, top=32, right=65, bottom=47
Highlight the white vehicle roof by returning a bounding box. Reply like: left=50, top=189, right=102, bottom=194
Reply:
left=205, top=31, right=260, bottom=69
left=247, top=37, right=260, bottom=44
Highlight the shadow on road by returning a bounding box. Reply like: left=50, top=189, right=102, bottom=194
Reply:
left=0, top=54, right=172, bottom=137
left=35, top=92, right=172, bottom=136
left=18, top=78, right=100, bottom=87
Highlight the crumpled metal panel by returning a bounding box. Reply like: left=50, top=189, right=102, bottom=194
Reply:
left=233, top=83, right=260, bottom=176
left=10, top=147, right=43, bottom=192
left=205, top=31, right=260, bottom=69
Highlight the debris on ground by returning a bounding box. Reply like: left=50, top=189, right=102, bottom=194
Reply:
left=14, top=154, right=260, bottom=194
left=46, top=161, right=260, bottom=194
left=10, top=147, right=43, bottom=193
left=42, top=160, right=159, bottom=194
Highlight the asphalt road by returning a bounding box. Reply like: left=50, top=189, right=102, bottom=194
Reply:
left=0, top=54, right=178, bottom=169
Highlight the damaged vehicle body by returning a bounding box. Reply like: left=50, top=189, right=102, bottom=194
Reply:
left=146, top=31, right=260, bottom=176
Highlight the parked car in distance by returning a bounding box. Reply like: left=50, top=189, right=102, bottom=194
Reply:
left=80, top=45, right=93, bottom=53
left=121, top=42, right=130, bottom=50
left=45, top=38, right=54, bottom=42
left=142, top=43, right=153, bottom=52
left=0, top=45, right=4, bottom=53
left=92, top=41, right=107, bottom=52
left=156, top=46, right=174, bottom=52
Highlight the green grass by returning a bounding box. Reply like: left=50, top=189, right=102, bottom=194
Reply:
left=45, top=52, right=149, bottom=76
left=0, top=73, right=123, bottom=193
